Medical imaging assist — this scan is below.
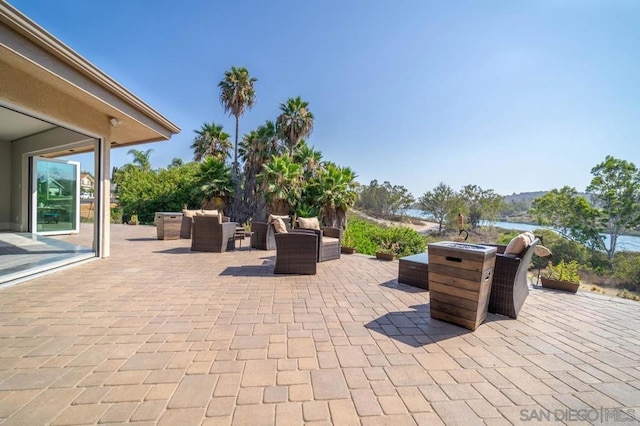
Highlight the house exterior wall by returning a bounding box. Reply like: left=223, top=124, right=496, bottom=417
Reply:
left=0, top=139, right=10, bottom=229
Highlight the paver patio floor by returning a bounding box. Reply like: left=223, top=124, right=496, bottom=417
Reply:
left=0, top=225, right=639, bottom=425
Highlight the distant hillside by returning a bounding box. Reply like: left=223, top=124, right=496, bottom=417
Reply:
left=503, top=191, right=548, bottom=204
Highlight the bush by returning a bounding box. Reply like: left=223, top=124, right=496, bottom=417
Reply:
left=345, top=218, right=426, bottom=257
left=613, top=252, right=640, bottom=291
left=547, top=260, right=581, bottom=283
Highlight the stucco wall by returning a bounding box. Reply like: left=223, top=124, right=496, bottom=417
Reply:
left=0, top=139, right=10, bottom=229
left=10, top=127, right=95, bottom=231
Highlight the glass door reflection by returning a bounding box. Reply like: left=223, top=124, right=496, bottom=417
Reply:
left=32, top=157, right=80, bottom=234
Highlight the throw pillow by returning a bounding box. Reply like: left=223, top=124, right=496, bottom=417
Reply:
left=534, top=245, right=552, bottom=257
left=272, top=217, right=288, bottom=234
left=504, top=233, right=528, bottom=256
left=182, top=209, right=197, bottom=218
left=201, top=209, right=219, bottom=217
left=268, top=214, right=289, bottom=223
left=298, top=216, right=321, bottom=230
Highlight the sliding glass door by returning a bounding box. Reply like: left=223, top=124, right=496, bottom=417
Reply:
left=31, top=157, right=80, bottom=235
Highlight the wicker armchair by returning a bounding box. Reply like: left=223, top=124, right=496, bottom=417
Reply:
left=294, top=226, right=342, bottom=262
left=482, top=238, right=539, bottom=319
left=250, top=218, right=292, bottom=250
left=191, top=216, right=237, bottom=252
left=274, top=232, right=318, bottom=274
left=181, top=214, right=229, bottom=239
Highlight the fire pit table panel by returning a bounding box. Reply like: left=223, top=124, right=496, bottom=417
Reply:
left=428, top=242, right=496, bottom=331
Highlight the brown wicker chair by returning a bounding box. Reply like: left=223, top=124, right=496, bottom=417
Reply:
left=274, top=232, right=318, bottom=275
left=482, top=238, right=539, bottom=319
left=250, top=218, right=292, bottom=250
left=294, top=225, right=342, bottom=262
left=181, top=213, right=229, bottom=239
left=191, top=216, right=237, bottom=252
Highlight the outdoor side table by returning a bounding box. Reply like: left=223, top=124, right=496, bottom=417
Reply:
left=428, top=242, right=496, bottom=331
left=398, top=253, right=429, bottom=290
left=155, top=212, right=183, bottom=240
left=234, top=228, right=254, bottom=251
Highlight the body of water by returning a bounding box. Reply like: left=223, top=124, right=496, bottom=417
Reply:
left=403, top=209, right=640, bottom=252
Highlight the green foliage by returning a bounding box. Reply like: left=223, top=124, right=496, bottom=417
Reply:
left=340, top=218, right=425, bottom=257
left=195, top=157, right=234, bottom=205
left=547, top=260, right=581, bottom=283
left=530, top=186, right=602, bottom=250
left=587, top=155, right=640, bottom=260
left=356, top=180, right=414, bottom=217
left=459, top=184, right=505, bottom=228
left=114, top=162, right=201, bottom=223
left=418, top=182, right=462, bottom=234
left=613, top=252, right=640, bottom=291
left=342, top=227, right=356, bottom=248
left=277, top=96, right=314, bottom=154
left=110, top=206, right=122, bottom=224
left=191, top=122, right=231, bottom=162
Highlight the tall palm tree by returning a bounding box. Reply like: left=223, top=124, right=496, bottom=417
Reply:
left=127, top=148, right=153, bottom=171
left=218, top=66, right=257, bottom=176
left=190, top=122, right=232, bottom=162
left=276, top=97, right=314, bottom=154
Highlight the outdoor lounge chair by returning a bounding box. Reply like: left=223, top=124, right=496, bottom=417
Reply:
left=250, top=217, right=292, bottom=250
left=191, top=216, right=237, bottom=252
left=274, top=232, right=318, bottom=275
left=294, top=224, right=342, bottom=262
left=482, top=238, right=540, bottom=319
left=181, top=211, right=230, bottom=239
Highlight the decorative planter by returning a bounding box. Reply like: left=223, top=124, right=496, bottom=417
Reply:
left=540, top=277, right=579, bottom=293
left=341, top=246, right=356, bottom=254
left=375, top=252, right=395, bottom=261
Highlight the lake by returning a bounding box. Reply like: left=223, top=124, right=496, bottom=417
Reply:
left=404, top=209, right=640, bottom=252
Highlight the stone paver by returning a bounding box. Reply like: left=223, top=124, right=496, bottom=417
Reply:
left=0, top=224, right=638, bottom=424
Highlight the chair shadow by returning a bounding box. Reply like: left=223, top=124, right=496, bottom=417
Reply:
left=380, top=279, right=427, bottom=294
left=365, top=304, right=472, bottom=347
left=153, top=247, right=192, bottom=254
left=220, top=263, right=274, bottom=277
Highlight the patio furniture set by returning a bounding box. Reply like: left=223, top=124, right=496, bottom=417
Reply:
left=156, top=211, right=342, bottom=275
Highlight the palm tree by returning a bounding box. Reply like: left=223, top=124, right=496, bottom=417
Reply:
left=195, top=157, right=234, bottom=209
left=313, top=163, right=358, bottom=228
left=276, top=97, right=314, bottom=154
left=293, top=141, right=323, bottom=179
left=169, top=158, right=184, bottom=168
left=258, top=154, right=303, bottom=215
left=127, top=148, right=153, bottom=171
left=191, top=122, right=232, bottom=162
left=218, top=66, right=257, bottom=176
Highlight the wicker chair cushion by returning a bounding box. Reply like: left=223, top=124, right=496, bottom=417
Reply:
left=268, top=214, right=289, bottom=223
left=505, top=231, right=535, bottom=256
left=182, top=209, right=199, bottom=218
left=298, top=217, right=320, bottom=230
left=273, top=217, right=288, bottom=234
left=196, top=209, right=219, bottom=217
left=322, top=236, right=339, bottom=244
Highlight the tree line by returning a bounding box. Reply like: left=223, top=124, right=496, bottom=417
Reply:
left=113, top=66, right=358, bottom=228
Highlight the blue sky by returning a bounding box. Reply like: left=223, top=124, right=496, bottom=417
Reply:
left=11, top=0, right=640, bottom=197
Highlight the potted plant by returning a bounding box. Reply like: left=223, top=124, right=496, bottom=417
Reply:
left=376, top=240, right=399, bottom=261
left=540, top=260, right=580, bottom=293
left=341, top=228, right=356, bottom=254
left=128, top=214, right=139, bottom=225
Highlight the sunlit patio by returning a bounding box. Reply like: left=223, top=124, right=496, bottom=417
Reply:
left=0, top=224, right=638, bottom=425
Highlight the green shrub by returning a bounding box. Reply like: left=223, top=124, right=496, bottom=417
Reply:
left=547, top=260, right=581, bottom=283
left=344, top=218, right=426, bottom=257
left=613, top=252, right=640, bottom=291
